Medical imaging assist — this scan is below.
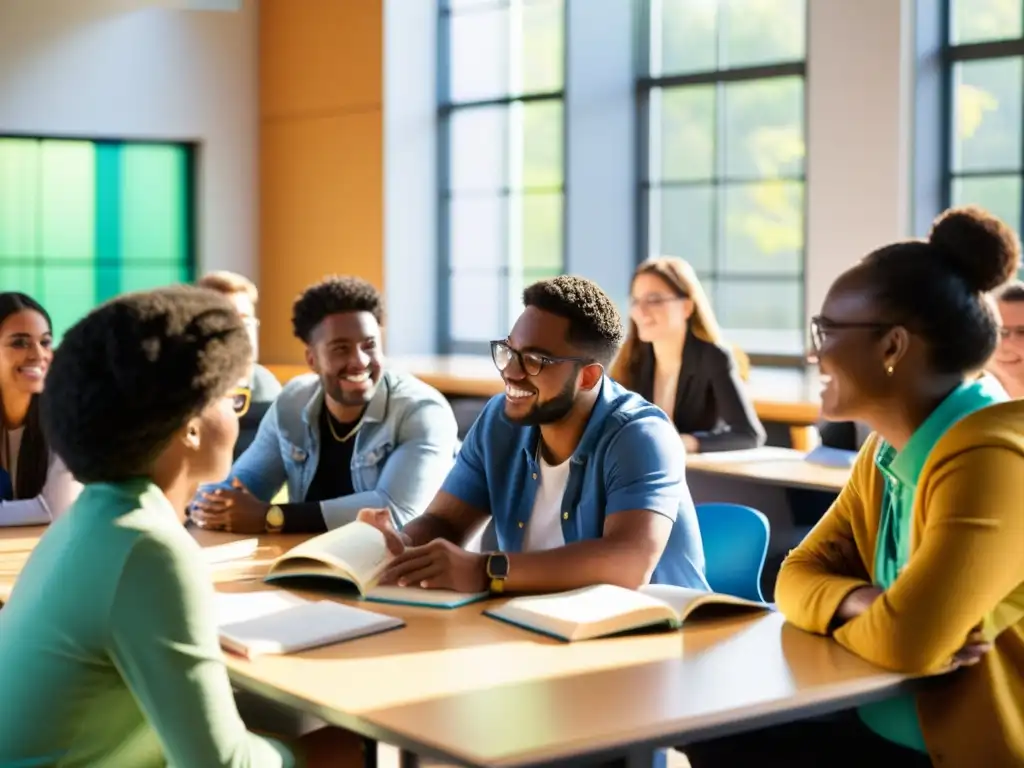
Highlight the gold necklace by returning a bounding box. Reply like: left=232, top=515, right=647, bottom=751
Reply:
left=326, top=411, right=363, bottom=443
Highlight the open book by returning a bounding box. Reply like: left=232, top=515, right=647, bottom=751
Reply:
left=215, top=590, right=403, bottom=659
left=263, top=521, right=489, bottom=609
left=485, top=584, right=769, bottom=642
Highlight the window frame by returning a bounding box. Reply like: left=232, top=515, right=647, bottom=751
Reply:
left=0, top=133, right=197, bottom=336
left=436, top=0, right=569, bottom=355
left=634, top=0, right=809, bottom=366
left=941, top=1, right=1024, bottom=243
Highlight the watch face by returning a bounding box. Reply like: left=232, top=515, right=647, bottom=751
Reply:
left=267, top=506, right=285, bottom=527
left=489, top=553, right=509, bottom=578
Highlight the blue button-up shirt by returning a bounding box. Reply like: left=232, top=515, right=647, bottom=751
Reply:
left=442, top=377, right=709, bottom=590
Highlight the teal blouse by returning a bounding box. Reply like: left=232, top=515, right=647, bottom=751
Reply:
left=858, top=376, right=1007, bottom=752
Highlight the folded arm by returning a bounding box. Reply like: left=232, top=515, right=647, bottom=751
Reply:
left=833, top=446, right=1024, bottom=674
left=775, top=440, right=877, bottom=634
left=494, top=417, right=682, bottom=591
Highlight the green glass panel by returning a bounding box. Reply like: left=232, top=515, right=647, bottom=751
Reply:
left=41, top=267, right=97, bottom=340
left=40, top=140, right=95, bottom=260
left=119, top=263, right=189, bottom=294
left=95, top=143, right=123, bottom=301
left=0, top=139, right=40, bottom=261
left=0, top=261, right=39, bottom=297
left=120, top=145, right=187, bottom=264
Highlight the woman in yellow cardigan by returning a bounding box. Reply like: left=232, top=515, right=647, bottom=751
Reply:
left=685, top=206, right=1024, bottom=767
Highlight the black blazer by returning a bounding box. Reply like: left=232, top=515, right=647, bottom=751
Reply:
left=632, top=334, right=766, bottom=453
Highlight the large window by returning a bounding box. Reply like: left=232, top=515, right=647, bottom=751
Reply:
left=640, top=0, right=807, bottom=357
left=945, top=0, right=1024, bottom=275
left=439, top=0, right=564, bottom=352
left=0, top=137, right=194, bottom=338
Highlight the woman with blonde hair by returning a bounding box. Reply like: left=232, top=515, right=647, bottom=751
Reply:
left=610, top=257, right=765, bottom=453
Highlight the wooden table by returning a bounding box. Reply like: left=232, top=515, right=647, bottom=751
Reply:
left=0, top=525, right=43, bottom=603
left=266, top=356, right=824, bottom=427
left=686, top=447, right=850, bottom=494
left=2, top=526, right=913, bottom=768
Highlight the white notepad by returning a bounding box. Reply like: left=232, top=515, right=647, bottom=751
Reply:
left=218, top=598, right=404, bottom=658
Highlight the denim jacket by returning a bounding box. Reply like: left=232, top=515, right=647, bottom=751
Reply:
left=218, top=370, right=459, bottom=528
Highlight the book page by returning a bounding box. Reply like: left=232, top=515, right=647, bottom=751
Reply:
left=502, top=585, right=671, bottom=627
left=278, top=521, right=393, bottom=587
left=639, top=584, right=765, bottom=621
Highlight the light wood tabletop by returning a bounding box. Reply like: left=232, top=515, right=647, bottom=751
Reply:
left=267, top=356, right=824, bottom=427
left=2, top=526, right=911, bottom=768
left=0, top=525, right=45, bottom=603
left=199, top=535, right=910, bottom=768
left=685, top=447, right=851, bottom=493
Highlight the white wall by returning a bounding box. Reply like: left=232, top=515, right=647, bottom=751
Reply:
left=383, top=0, right=439, bottom=355
left=804, top=0, right=915, bottom=319
left=0, top=0, right=258, bottom=278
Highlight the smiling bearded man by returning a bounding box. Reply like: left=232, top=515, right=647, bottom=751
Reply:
left=190, top=276, right=459, bottom=535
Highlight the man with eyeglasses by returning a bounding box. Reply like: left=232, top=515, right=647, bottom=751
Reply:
left=196, top=271, right=282, bottom=457
left=359, top=275, right=709, bottom=595
left=988, top=280, right=1024, bottom=399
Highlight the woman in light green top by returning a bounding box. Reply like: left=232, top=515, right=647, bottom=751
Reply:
left=0, top=286, right=356, bottom=767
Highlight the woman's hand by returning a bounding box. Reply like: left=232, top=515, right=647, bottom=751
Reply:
left=950, top=625, right=992, bottom=669
left=833, top=585, right=884, bottom=627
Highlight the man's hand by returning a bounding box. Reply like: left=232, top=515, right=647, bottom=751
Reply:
left=833, top=585, right=884, bottom=627
left=191, top=478, right=268, bottom=534
left=950, top=625, right=992, bottom=669
left=356, top=508, right=411, bottom=555
left=379, top=539, right=488, bottom=593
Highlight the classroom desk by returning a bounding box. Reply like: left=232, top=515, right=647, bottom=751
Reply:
left=266, top=356, right=824, bottom=427
left=199, top=533, right=913, bottom=768
left=686, top=447, right=850, bottom=494
left=0, top=525, right=43, bottom=603
left=1, top=526, right=915, bottom=768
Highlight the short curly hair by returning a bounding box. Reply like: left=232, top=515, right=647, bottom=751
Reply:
left=291, top=276, right=385, bottom=343
left=522, top=275, right=624, bottom=366
left=41, top=286, right=252, bottom=483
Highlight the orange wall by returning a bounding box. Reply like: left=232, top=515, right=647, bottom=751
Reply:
left=258, top=0, right=383, bottom=364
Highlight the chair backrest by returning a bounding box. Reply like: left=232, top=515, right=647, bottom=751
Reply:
left=695, top=503, right=770, bottom=602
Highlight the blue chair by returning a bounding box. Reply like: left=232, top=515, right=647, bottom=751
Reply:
left=695, top=503, right=770, bottom=603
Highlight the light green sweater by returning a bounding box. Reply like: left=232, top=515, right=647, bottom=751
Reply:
left=0, top=479, right=294, bottom=767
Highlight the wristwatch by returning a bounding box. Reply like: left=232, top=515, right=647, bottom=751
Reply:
left=486, top=552, right=510, bottom=593
left=265, top=505, right=285, bottom=534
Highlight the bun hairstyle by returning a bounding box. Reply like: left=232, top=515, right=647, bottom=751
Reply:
left=861, top=205, right=1021, bottom=376
left=929, top=205, right=1021, bottom=293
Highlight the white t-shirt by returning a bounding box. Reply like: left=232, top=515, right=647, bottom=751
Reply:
left=522, top=454, right=571, bottom=552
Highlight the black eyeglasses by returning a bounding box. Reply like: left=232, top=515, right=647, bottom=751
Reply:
left=490, top=340, right=592, bottom=377
left=230, top=386, right=252, bottom=418
left=809, top=316, right=894, bottom=353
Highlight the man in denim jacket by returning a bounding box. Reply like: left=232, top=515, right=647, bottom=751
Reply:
left=191, top=276, right=459, bottom=534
